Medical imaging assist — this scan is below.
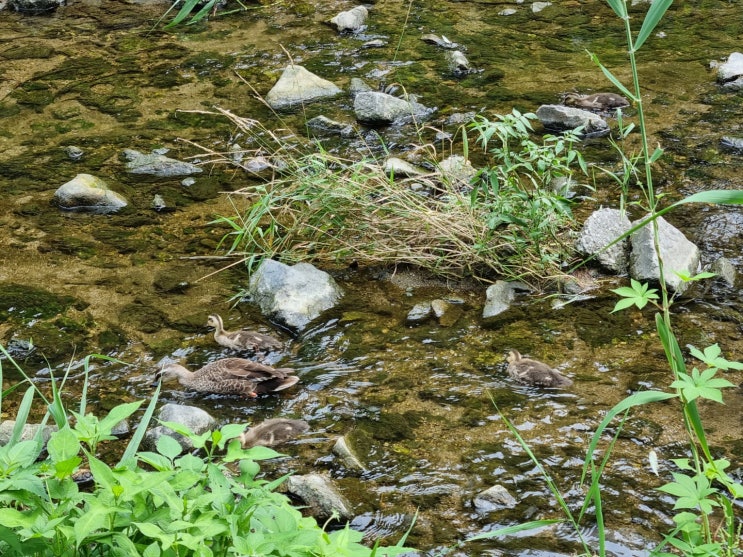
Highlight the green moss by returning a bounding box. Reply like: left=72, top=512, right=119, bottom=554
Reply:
left=120, top=299, right=169, bottom=333
left=12, top=82, right=55, bottom=111
left=0, top=284, right=87, bottom=322
left=2, top=45, right=55, bottom=59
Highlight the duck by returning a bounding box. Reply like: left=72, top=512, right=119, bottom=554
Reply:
left=207, top=314, right=283, bottom=353
left=505, top=349, right=573, bottom=388
left=154, top=358, right=299, bottom=397
left=238, top=418, right=310, bottom=448
left=561, top=91, right=630, bottom=111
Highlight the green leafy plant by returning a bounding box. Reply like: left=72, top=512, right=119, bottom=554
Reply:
left=0, top=347, right=415, bottom=556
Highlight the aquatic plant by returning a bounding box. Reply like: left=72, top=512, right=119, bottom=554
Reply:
left=0, top=346, right=414, bottom=556
left=467, top=1, right=743, bottom=556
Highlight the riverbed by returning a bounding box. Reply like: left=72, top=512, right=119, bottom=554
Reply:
left=0, top=1, right=742, bottom=555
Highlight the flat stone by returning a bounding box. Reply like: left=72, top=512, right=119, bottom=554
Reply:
left=265, top=65, right=342, bottom=110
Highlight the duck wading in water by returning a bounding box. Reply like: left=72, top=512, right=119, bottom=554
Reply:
left=207, top=314, right=283, bottom=354
left=506, top=349, right=573, bottom=388
left=154, top=358, right=299, bottom=397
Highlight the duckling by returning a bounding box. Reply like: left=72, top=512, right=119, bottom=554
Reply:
left=506, top=349, right=573, bottom=388
left=238, top=418, right=310, bottom=448
left=154, top=358, right=299, bottom=397
left=562, top=91, right=630, bottom=111
left=207, top=314, right=283, bottom=354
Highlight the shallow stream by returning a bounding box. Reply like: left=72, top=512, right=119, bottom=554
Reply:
left=0, top=1, right=742, bottom=555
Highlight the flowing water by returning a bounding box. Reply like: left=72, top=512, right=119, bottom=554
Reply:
left=0, top=1, right=742, bottom=555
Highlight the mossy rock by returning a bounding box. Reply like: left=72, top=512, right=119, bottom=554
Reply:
left=119, top=299, right=169, bottom=333
left=0, top=284, right=86, bottom=322
left=359, top=411, right=415, bottom=442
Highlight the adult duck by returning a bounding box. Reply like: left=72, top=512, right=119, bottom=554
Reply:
left=506, top=349, right=573, bottom=388
left=154, top=358, right=298, bottom=397
left=207, top=314, right=283, bottom=353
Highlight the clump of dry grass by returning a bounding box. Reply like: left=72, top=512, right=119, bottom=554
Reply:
left=181, top=107, right=578, bottom=284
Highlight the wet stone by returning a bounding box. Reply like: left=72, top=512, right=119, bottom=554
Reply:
left=284, top=473, right=354, bottom=521
left=407, top=301, right=433, bottom=323
left=473, top=484, right=517, bottom=513
left=123, top=149, right=203, bottom=178
left=0, top=421, right=57, bottom=446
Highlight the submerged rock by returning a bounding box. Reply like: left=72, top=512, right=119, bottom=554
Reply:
left=123, top=149, right=203, bottom=178
left=716, top=52, right=743, bottom=83
left=721, top=136, right=743, bottom=153
left=473, top=484, right=517, bottom=513
left=248, top=259, right=343, bottom=331
left=575, top=208, right=632, bottom=274
left=328, top=5, right=368, bottom=33
left=535, top=104, right=609, bottom=137
left=8, top=0, right=63, bottom=13
left=420, top=33, right=459, bottom=49
left=332, top=436, right=366, bottom=472
left=284, top=473, right=354, bottom=521
left=446, top=50, right=473, bottom=76
left=407, top=301, right=433, bottom=323
left=265, top=65, right=342, bottom=110
left=629, top=216, right=701, bottom=294
left=53, top=173, right=128, bottom=213
left=307, top=115, right=355, bottom=138
left=354, top=91, right=434, bottom=125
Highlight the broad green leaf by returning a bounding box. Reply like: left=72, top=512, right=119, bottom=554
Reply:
left=156, top=434, right=185, bottom=461
left=635, top=0, right=674, bottom=51
left=47, top=426, right=82, bottom=464
left=100, top=400, right=144, bottom=431
left=74, top=501, right=110, bottom=547
left=0, top=508, right=35, bottom=529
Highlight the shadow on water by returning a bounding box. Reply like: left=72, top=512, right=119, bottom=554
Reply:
left=0, top=1, right=742, bottom=554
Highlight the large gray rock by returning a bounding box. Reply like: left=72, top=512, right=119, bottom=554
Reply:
left=124, top=149, right=203, bottom=178
left=0, top=420, right=57, bottom=446
left=328, top=5, right=368, bottom=33
left=354, top=91, right=434, bottom=125
left=575, top=208, right=632, bottom=274
left=536, top=104, right=609, bottom=137
left=265, top=65, right=342, bottom=110
left=53, top=174, right=128, bottom=213
left=248, top=260, right=343, bottom=331
left=143, top=403, right=217, bottom=452
left=629, top=216, right=701, bottom=294
left=284, top=473, right=354, bottom=521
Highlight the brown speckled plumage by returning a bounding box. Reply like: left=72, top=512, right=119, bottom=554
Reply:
left=562, top=92, right=630, bottom=111
left=238, top=418, right=310, bottom=448
left=506, top=350, right=573, bottom=388
left=207, top=314, right=283, bottom=353
left=155, top=358, right=298, bottom=397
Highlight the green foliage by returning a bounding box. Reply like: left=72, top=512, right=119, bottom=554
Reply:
left=0, top=349, right=414, bottom=557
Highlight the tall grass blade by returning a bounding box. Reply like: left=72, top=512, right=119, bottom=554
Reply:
left=9, top=387, right=36, bottom=445
left=164, top=0, right=201, bottom=28
left=581, top=390, right=676, bottom=485
left=635, top=0, right=674, bottom=51
left=603, top=0, right=628, bottom=19
left=118, top=380, right=161, bottom=467
left=669, top=189, right=743, bottom=207
left=465, top=519, right=563, bottom=541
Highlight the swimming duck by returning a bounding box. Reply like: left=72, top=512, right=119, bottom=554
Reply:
left=506, top=349, right=573, bottom=388
left=154, top=358, right=299, bottom=397
left=562, top=91, right=630, bottom=111
left=207, top=314, right=283, bottom=353
left=238, top=418, right=310, bottom=448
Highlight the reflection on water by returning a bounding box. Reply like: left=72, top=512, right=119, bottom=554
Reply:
left=1, top=1, right=742, bottom=555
